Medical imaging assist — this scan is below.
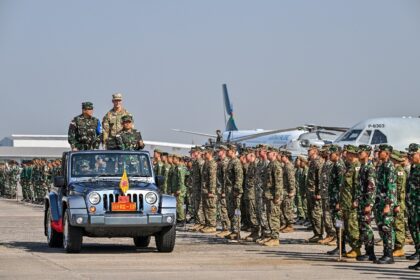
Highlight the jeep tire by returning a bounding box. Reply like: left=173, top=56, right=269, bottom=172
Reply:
left=133, top=236, right=151, bottom=248
left=63, top=210, right=83, bottom=253
left=155, top=225, right=176, bottom=252
left=46, top=207, right=63, bottom=248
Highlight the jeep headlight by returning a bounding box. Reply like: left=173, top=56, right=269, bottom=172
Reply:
left=145, top=192, right=157, bottom=204
left=88, top=192, right=101, bottom=205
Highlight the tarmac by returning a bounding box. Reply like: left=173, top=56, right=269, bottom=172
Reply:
left=0, top=198, right=418, bottom=280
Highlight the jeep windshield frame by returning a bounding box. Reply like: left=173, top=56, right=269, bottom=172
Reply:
left=69, top=151, right=153, bottom=179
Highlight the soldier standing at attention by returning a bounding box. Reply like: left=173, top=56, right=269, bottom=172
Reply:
left=375, top=144, right=398, bottom=265
left=102, top=93, right=132, bottom=149
left=297, top=156, right=309, bottom=226
left=389, top=150, right=407, bottom=258
left=280, top=151, right=296, bottom=233
left=153, top=149, right=164, bottom=176
left=114, top=115, right=144, bottom=151
left=224, top=144, right=244, bottom=240
left=261, top=147, right=283, bottom=247
left=355, top=145, right=377, bottom=261
left=306, top=145, right=324, bottom=243
left=255, top=145, right=271, bottom=243
left=215, top=145, right=231, bottom=238
left=172, top=155, right=187, bottom=226
left=190, top=147, right=206, bottom=232
left=406, top=143, right=420, bottom=270
left=68, top=102, right=101, bottom=151
left=200, top=148, right=218, bottom=233
left=240, top=151, right=251, bottom=231
left=339, top=145, right=362, bottom=259
left=243, top=149, right=259, bottom=241
left=160, top=153, right=171, bottom=194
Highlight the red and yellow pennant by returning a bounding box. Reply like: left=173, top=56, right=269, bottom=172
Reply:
left=119, top=168, right=129, bottom=195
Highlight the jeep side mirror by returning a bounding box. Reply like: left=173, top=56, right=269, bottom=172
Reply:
left=54, top=176, right=65, bottom=188
left=155, top=175, right=164, bottom=188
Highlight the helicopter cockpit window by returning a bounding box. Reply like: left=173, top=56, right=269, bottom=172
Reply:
left=358, top=130, right=372, bottom=144
left=337, top=129, right=362, bottom=142
left=370, top=130, right=387, bottom=145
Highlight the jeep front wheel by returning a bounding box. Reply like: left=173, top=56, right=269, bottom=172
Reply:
left=45, top=207, right=63, bottom=248
left=133, top=236, right=151, bottom=248
left=63, top=210, right=83, bottom=253
left=155, top=225, right=176, bottom=253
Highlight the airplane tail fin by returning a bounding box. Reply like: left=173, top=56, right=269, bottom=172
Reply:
left=223, top=84, right=238, bottom=131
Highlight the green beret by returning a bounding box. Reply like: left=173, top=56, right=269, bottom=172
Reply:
left=121, top=115, right=133, bottom=123
left=407, top=143, right=419, bottom=154
left=344, top=144, right=359, bottom=154
left=329, top=145, right=342, bottom=153
left=390, top=150, right=404, bottom=162
left=82, top=102, right=93, bottom=110
left=358, top=144, right=372, bottom=153
left=378, top=144, right=393, bottom=153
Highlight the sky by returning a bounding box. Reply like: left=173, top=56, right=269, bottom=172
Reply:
left=0, top=0, right=419, bottom=145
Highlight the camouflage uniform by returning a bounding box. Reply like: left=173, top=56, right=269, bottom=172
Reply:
left=241, top=161, right=251, bottom=230
left=355, top=160, right=376, bottom=256
left=172, top=161, right=187, bottom=222
left=320, top=160, right=335, bottom=237
left=281, top=161, right=296, bottom=227
left=407, top=162, right=420, bottom=258
left=340, top=160, right=361, bottom=251
left=102, top=107, right=131, bottom=149
left=217, top=157, right=230, bottom=231
left=226, top=157, right=244, bottom=234
left=161, top=162, right=171, bottom=194
left=375, top=159, right=397, bottom=257
left=192, top=158, right=205, bottom=226
left=393, top=164, right=407, bottom=250
left=154, top=159, right=164, bottom=177
left=297, top=164, right=309, bottom=221
left=307, top=156, right=324, bottom=237
left=244, top=160, right=259, bottom=234
left=68, top=112, right=101, bottom=151
left=115, top=129, right=144, bottom=151
left=201, top=158, right=218, bottom=228
left=20, top=163, right=33, bottom=201
left=256, top=158, right=270, bottom=238
left=264, top=159, right=283, bottom=239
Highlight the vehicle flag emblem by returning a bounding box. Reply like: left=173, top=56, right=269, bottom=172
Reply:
left=119, top=168, right=129, bottom=195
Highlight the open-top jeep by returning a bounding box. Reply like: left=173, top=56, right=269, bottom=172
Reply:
left=44, top=150, right=177, bottom=253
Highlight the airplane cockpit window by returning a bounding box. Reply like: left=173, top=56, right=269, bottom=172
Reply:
left=370, top=130, right=388, bottom=145
left=337, top=129, right=362, bottom=142
left=358, top=130, right=372, bottom=144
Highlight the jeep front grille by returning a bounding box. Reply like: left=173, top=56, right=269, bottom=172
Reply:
left=102, top=193, right=144, bottom=212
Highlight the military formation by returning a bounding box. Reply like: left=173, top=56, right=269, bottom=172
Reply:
left=152, top=142, right=420, bottom=270
left=0, top=92, right=418, bottom=271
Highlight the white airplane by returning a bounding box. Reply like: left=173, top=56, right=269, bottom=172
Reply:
left=174, top=84, right=346, bottom=149
left=334, top=117, right=420, bottom=151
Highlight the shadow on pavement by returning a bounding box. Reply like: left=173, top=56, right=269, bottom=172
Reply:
left=2, top=241, right=158, bottom=254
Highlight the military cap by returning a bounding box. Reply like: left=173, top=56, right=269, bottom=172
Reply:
left=390, top=150, right=404, bottom=162
left=154, top=149, right=163, bottom=154
left=173, top=154, right=182, bottom=159
left=407, top=143, right=420, bottom=154
left=378, top=144, right=393, bottom=153
left=217, top=144, right=228, bottom=151
left=267, top=146, right=277, bottom=153
left=399, top=151, right=408, bottom=158
left=257, top=144, right=267, bottom=150
left=329, top=145, right=342, bottom=153
left=308, top=144, right=320, bottom=150
left=344, top=144, right=359, bottom=154
left=121, top=115, right=133, bottom=123
left=358, top=144, right=372, bottom=153
left=203, top=146, right=214, bottom=153
left=321, top=144, right=332, bottom=152
left=227, top=144, right=237, bottom=151
left=298, top=155, right=308, bottom=162
left=112, top=93, right=123, bottom=100
left=161, top=152, right=169, bottom=156
left=82, top=102, right=93, bottom=110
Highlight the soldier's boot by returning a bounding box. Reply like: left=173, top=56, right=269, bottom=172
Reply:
left=408, top=260, right=420, bottom=270
left=307, top=234, right=323, bottom=243
left=200, top=226, right=217, bottom=234
left=345, top=248, right=361, bottom=258
left=216, top=230, right=231, bottom=238
left=357, top=246, right=376, bottom=261
left=192, top=224, right=205, bottom=232
left=245, top=231, right=260, bottom=242
left=392, top=248, right=405, bottom=258
left=375, top=248, right=395, bottom=264
left=279, top=225, right=287, bottom=231
left=256, top=237, right=271, bottom=245
left=225, top=232, right=238, bottom=240
left=281, top=225, right=294, bottom=233
left=263, top=238, right=280, bottom=247
left=406, top=250, right=419, bottom=260
left=319, top=235, right=335, bottom=245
